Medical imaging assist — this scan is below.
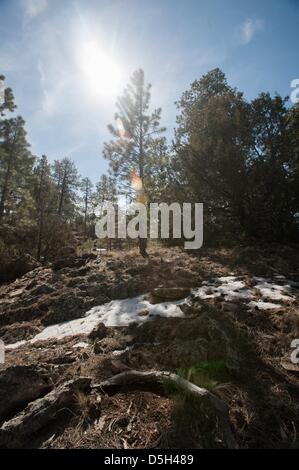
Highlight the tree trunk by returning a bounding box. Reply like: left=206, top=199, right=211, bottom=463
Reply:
left=36, top=212, right=44, bottom=262
left=138, top=237, right=148, bottom=257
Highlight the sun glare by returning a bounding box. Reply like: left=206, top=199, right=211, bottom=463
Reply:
left=77, top=39, right=122, bottom=100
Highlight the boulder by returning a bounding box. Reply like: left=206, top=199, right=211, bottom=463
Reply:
left=146, top=287, right=191, bottom=304
left=52, top=256, right=86, bottom=271
left=88, top=322, right=108, bottom=341
left=0, top=254, right=41, bottom=283
left=30, top=284, right=54, bottom=296
left=0, top=377, right=91, bottom=448
left=41, top=295, right=87, bottom=325
left=0, top=365, right=52, bottom=421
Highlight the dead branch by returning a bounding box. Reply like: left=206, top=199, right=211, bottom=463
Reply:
left=93, top=369, right=237, bottom=449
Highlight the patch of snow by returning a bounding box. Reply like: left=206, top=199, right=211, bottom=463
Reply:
left=5, top=273, right=297, bottom=350
left=72, top=342, right=89, bottom=349
left=112, top=346, right=133, bottom=356
left=5, top=340, right=26, bottom=350
left=217, top=276, right=238, bottom=283
left=192, top=285, right=222, bottom=299
left=26, top=295, right=185, bottom=344
left=248, top=300, right=282, bottom=311
left=254, top=281, right=294, bottom=303
left=193, top=277, right=254, bottom=302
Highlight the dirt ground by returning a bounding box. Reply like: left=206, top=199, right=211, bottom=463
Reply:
left=1, top=244, right=299, bottom=449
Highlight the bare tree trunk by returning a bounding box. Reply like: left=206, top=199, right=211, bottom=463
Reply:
left=83, top=193, right=88, bottom=241
left=138, top=237, right=148, bottom=257
left=137, top=77, right=148, bottom=258
left=36, top=214, right=43, bottom=262
left=58, top=171, right=67, bottom=216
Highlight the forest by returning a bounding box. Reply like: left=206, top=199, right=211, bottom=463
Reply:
left=1, top=67, right=299, bottom=274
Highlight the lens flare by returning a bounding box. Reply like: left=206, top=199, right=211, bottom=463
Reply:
left=130, top=171, right=143, bottom=191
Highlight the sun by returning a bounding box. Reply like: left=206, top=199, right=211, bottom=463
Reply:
left=77, top=38, right=122, bottom=100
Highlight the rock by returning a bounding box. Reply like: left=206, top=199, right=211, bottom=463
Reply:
left=0, top=322, right=40, bottom=343
left=110, top=360, right=130, bottom=373
left=109, top=279, right=140, bottom=299
left=52, top=257, right=86, bottom=271
left=221, top=302, right=239, bottom=313
left=281, top=359, right=299, bottom=374
left=88, top=322, right=108, bottom=341
left=67, top=266, right=90, bottom=278
left=137, top=309, right=149, bottom=317
left=0, top=365, right=52, bottom=421
left=0, top=304, right=42, bottom=327
left=94, top=337, right=123, bottom=354
left=87, top=273, right=105, bottom=283
left=85, top=284, right=105, bottom=298
left=0, top=254, right=41, bottom=283
left=30, top=284, right=55, bottom=296
left=41, top=294, right=88, bottom=325
left=82, top=253, right=97, bottom=261
left=93, top=342, right=105, bottom=354
left=0, top=377, right=91, bottom=448
left=8, top=288, right=25, bottom=298
left=146, top=287, right=191, bottom=304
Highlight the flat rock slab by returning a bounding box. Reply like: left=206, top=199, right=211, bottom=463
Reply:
left=146, top=287, right=191, bottom=304
left=0, top=365, right=53, bottom=422
left=0, top=377, right=91, bottom=448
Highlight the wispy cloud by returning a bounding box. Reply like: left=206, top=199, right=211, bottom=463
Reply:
left=22, top=0, right=48, bottom=19
left=240, top=18, right=264, bottom=44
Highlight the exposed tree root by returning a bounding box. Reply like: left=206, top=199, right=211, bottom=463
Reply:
left=93, top=370, right=238, bottom=449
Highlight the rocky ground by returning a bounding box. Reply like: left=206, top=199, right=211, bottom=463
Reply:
left=0, top=245, right=299, bottom=449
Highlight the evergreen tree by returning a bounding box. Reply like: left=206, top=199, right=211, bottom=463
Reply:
left=33, top=155, right=55, bottom=260
left=103, top=69, right=166, bottom=256
left=52, top=158, right=80, bottom=219
left=94, top=174, right=117, bottom=206
left=0, top=75, right=16, bottom=117
left=0, top=116, right=34, bottom=223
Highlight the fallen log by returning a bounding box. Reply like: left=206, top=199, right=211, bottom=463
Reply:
left=0, top=377, right=91, bottom=449
left=93, top=370, right=237, bottom=449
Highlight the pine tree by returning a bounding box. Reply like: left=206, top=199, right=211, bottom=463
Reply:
left=174, top=68, right=251, bottom=237
left=94, top=174, right=117, bottom=205
left=33, top=155, right=55, bottom=261
left=0, top=116, right=34, bottom=222
left=103, top=69, right=166, bottom=256
left=0, top=75, right=16, bottom=117
left=52, top=158, right=80, bottom=219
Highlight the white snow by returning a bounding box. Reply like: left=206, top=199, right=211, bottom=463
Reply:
left=5, top=274, right=297, bottom=350
left=248, top=300, right=283, bottom=311
left=13, top=295, right=185, bottom=345
left=192, top=276, right=254, bottom=302
left=72, top=342, right=89, bottom=349
left=254, top=280, right=294, bottom=303
left=112, top=346, right=134, bottom=356
left=5, top=340, right=26, bottom=350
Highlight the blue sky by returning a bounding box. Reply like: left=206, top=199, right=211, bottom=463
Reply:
left=0, top=0, right=298, bottom=182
